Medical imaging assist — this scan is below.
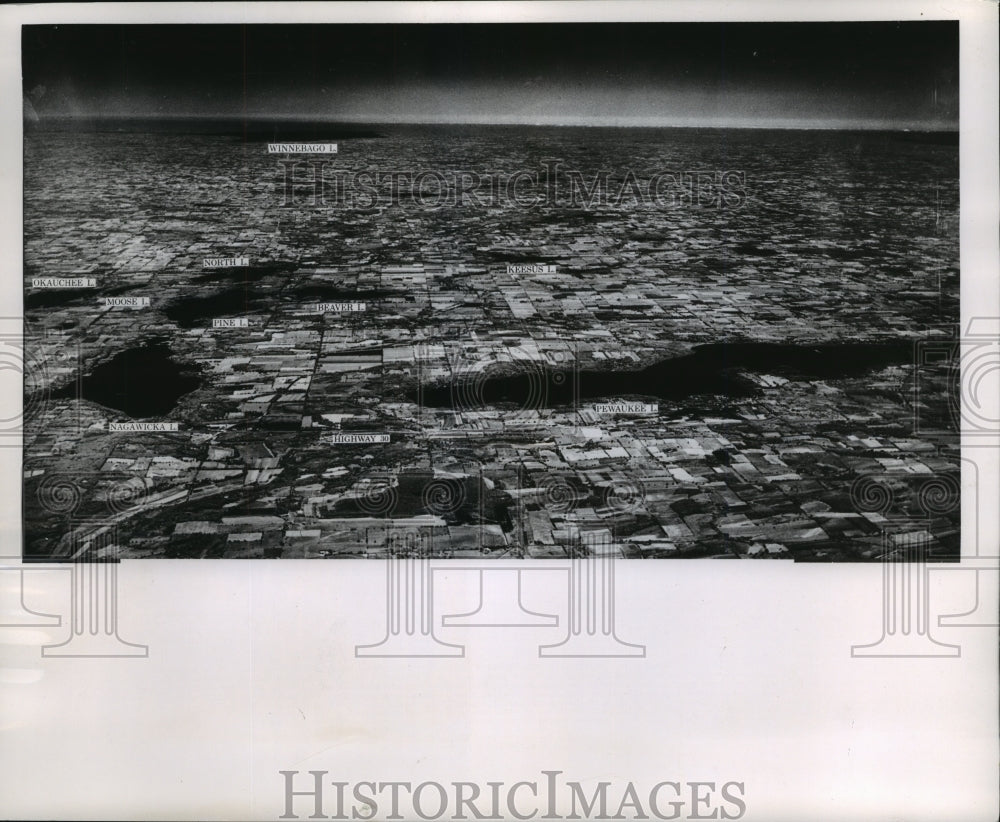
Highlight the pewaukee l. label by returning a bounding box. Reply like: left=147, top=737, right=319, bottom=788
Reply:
left=592, top=402, right=659, bottom=415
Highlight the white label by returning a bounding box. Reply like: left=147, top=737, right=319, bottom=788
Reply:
left=267, top=143, right=338, bottom=154
left=101, top=297, right=151, bottom=308
left=203, top=257, right=249, bottom=268
left=213, top=318, right=250, bottom=328
left=109, top=422, right=180, bottom=432
left=31, top=277, right=97, bottom=288
left=313, top=302, right=367, bottom=313
left=327, top=434, right=390, bottom=444
left=592, top=402, right=659, bottom=415
left=506, top=264, right=556, bottom=275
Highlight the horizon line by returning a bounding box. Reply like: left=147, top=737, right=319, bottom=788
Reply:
left=31, top=112, right=959, bottom=133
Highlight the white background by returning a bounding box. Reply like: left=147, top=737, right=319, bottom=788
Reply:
left=0, top=3, right=997, bottom=820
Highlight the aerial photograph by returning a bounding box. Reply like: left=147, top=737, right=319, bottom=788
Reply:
left=22, top=22, right=960, bottom=561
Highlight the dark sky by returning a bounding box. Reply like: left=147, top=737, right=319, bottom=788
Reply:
left=22, top=22, right=958, bottom=129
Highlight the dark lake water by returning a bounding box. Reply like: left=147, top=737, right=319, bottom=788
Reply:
left=164, top=287, right=258, bottom=328
left=330, top=472, right=490, bottom=524
left=415, top=341, right=914, bottom=409
left=194, top=260, right=299, bottom=283
left=24, top=282, right=133, bottom=310
left=164, top=285, right=396, bottom=327
left=51, top=341, right=201, bottom=417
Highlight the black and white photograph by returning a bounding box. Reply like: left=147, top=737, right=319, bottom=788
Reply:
left=1, top=2, right=997, bottom=821
left=22, top=20, right=963, bottom=561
